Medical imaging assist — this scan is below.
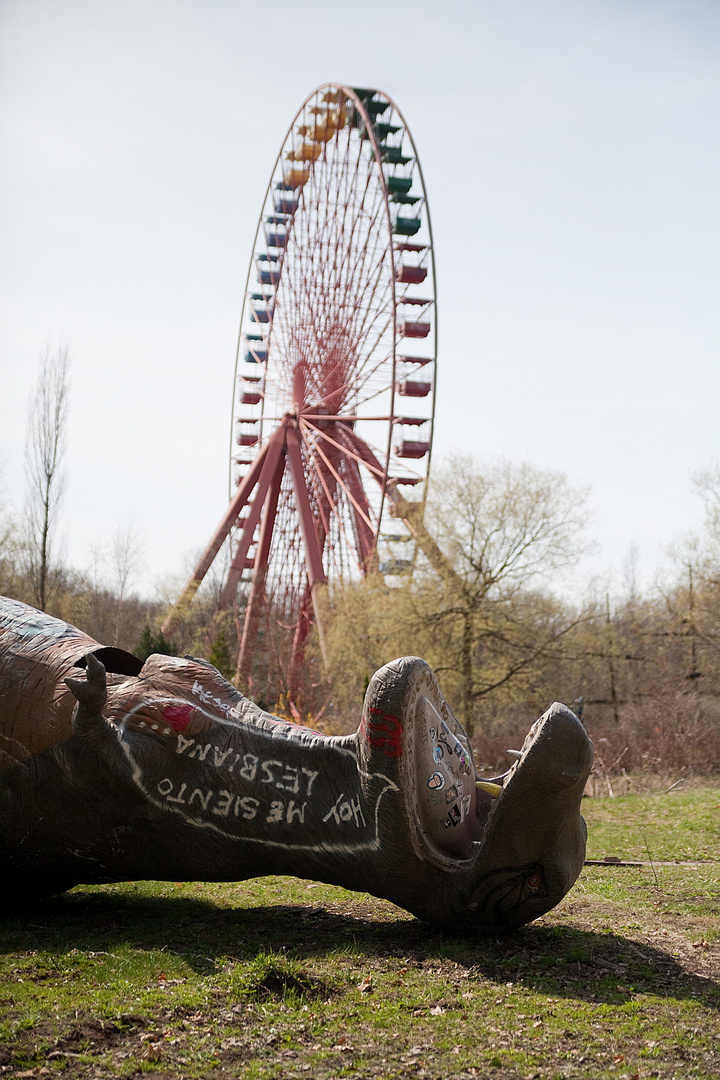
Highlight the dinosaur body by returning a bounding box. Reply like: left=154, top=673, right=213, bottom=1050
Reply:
left=0, top=597, right=592, bottom=930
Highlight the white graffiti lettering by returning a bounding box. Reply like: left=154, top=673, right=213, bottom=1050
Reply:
left=156, top=778, right=347, bottom=834
left=261, top=760, right=283, bottom=786
left=213, top=746, right=234, bottom=768
left=266, top=799, right=307, bottom=824
left=177, top=734, right=194, bottom=755
left=322, top=793, right=365, bottom=829
left=279, top=765, right=299, bottom=794
left=190, top=679, right=241, bottom=720
left=166, top=782, right=188, bottom=804
left=302, top=767, right=319, bottom=796
left=238, top=753, right=259, bottom=781
left=190, top=742, right=211, bottom=761
left=188, top=788, right=212, bottom=811
left=286, top=800, right=306, bottom=824
left=237, top=796, right=259, bottom=820
left=213, top=789, right=234, bottom=817
left=172, top=738, right=319, bottom=799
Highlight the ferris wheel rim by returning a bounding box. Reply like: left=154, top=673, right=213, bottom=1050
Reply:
left=228, top=82, right=436, bottom=518
left=225, top=79, right=439, bottom=680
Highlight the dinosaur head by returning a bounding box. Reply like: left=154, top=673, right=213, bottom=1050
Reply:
left=361, top=658, right=593, bottom=932
left=461, top=702, right=592, bottom=930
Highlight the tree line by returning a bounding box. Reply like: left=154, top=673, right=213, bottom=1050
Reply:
left=3, top=346, right=720, bottom=776
left=313, top=457, right=720, bottom=780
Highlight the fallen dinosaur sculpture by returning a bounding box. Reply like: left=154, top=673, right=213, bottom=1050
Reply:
left=0, top=597, right=592, bottom=930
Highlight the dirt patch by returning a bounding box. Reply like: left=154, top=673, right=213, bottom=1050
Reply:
left=559, top=900, right=720, bottom=984
left=53, top=1017, right=140, bottom=1053
left=1, top=1013, right=150, bottom=1076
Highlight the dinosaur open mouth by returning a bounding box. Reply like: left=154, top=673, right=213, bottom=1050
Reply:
left=474, top=773, right=508, bottom=829
left=412, top=692, right=489, bottom=860
left=411, top=688, right=580, bottom=865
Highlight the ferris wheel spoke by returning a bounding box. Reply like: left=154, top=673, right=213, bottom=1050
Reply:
left=336, top=328, right=395, bottom=409
left=306, top=418, right=385, bottom=483
left=304, top=455, right=352, bottom=581
left=351, top=250, right=392, bottom=331
left=341, top=452, right=376, bottom=568
left=347, top=302, right=395, bottom=385
left=277, top=260, right=346, bottom=400
left=350, top=191, right=392, bottom=303
left=302, top=439, right=336, bottom=565
left=283, top=137, right=389, bottom=401
left=339, top=250, right=395, bottom=364
left=299, top=422, right=376, bottom=535
left=301, top=419, right=383, bottom=513
left=336, top=425, right=387, bottom=484
left=300, top=424, right=373, bottom=574
left=288, top=258, right=393, bottom=412
left=330, top=192, right=389, bottom=347
left=335, top=187, right=385, bottom=317
left=327, top=120, right=368, bottom=275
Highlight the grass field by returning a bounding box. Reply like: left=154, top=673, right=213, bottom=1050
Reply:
left=1, top=788, right=719, bottom=1079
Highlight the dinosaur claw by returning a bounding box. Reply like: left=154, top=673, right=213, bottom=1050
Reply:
left=64, top=652, right=108, bottom=729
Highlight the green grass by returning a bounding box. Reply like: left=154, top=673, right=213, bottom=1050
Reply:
left=584, top=787, right=720, bottom=862
left=1, top=789, right=719, bottom=1078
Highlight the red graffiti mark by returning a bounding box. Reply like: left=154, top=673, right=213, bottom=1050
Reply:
left=162, top=704, right=194, bottom=732
left=363, top=706, right=404, bottom=758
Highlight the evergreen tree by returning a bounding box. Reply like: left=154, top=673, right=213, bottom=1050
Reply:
left=208, top=627, right=234, bottom=681
left=133, top=625, right=178, bottom=661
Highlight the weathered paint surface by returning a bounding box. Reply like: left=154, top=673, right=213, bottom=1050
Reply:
left=0, top=597, right=593, bottom=930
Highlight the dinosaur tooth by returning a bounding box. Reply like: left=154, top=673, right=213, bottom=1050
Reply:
left=475, top=781, right=503, bottom=797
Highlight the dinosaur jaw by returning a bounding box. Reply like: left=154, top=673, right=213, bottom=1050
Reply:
left=463, top=702, right=593, bottom=929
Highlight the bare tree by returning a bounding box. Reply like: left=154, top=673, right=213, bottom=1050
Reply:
left=422, top=455, right=592, bottom=597
left=108, top=517, right=146, bottom=646
left=694, top=465, right=720, bottom=555
left=408, top=455, right=592, bottom=729
left=23, top=342, right=70, bottom=610
left=0, top=467, right=21, bottom=597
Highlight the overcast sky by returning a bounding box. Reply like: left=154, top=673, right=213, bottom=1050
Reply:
left=1, top=0, right=718, bottom=601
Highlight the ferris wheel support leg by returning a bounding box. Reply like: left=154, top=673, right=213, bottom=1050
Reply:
left=161, top=439, right=274, bottom=637
left=286, top=425, right=331, bottom=687
left=386, top=483, right=463, bottom=591
left=286, top=580, right=330, bottom=698
left=287, top=581, right=329, bottom=701
left=236, top=446, right=286, bottom=684
left=338, top=431, right=449, bottom=585
left=286, top=426, right=326, bottom=589
left=310, top=582, right=329, bottom=671
left=218, top=430, right=287, bottom=611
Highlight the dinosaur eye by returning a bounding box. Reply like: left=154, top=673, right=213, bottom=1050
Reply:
left=526, top=871, right=542, bottom=892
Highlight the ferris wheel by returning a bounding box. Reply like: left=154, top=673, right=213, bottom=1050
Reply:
left=165, top=84, right=437, bottom=704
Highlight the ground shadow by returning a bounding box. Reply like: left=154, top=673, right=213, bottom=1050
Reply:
left=2, top=888, right=717, bottom=1010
